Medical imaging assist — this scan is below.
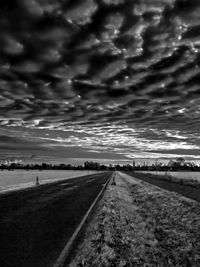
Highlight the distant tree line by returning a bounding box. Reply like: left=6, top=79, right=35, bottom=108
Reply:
left=0, top=157, right=200, bottom=171
left=132, top=157, right=200, bottom=172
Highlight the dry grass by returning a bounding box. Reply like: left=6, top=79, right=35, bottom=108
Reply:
left=134, top=171, right=200, bottom=188
left=69, top=173, right=200, bottom=266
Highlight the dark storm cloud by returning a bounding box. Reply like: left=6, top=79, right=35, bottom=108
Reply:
left=0, top=134, right=49, bottom=151
left=0, top=0, right=200, bottom=159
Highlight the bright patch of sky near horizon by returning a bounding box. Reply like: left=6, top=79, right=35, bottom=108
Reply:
left=1, top=0, right=200, bottom=164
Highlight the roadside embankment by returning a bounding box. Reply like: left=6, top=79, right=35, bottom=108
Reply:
left=69, top=172, right=200, bottom=266
left=126, top=171, right=200, bottom=203
left=129, top=171, right=200, bottom=188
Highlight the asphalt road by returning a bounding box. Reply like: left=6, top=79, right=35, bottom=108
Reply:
left=0, top=172, right=111, bottom=267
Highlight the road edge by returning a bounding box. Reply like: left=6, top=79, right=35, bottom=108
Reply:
left=53, top=172, right=114, bottom=267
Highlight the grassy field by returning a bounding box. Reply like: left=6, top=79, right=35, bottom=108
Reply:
left=0, top=170, right=97, bottom=192
left=69, top=172, right=200, bottom=266
left=142, top=171, right=200, bottom=182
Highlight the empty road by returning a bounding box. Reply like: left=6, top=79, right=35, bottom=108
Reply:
left=0, top=172, right=112, bottom=267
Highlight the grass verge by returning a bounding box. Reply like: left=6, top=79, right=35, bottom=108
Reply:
left=69, top=173, right=200, bottom=266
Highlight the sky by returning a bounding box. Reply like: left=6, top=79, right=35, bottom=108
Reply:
left=1, top=0, right=200, bottom=165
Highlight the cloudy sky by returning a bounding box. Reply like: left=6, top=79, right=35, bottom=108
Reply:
left=1, top=0, right=200, bottom=164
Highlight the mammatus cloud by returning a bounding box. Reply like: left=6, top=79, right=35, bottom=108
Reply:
left=0, top=0, right=200, bottom=161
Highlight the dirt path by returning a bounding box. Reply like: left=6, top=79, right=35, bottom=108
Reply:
left=69, top=172, right=200, bottom=266
left=0, top=172, right=111, bottom=267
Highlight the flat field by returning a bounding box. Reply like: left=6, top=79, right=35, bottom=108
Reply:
left=142, top=171, right=200, bottom=182
left=0, top=170, right=97, bottom=192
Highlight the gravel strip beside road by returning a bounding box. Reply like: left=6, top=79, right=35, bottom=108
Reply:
left=69, top=172, right=200, bottom=266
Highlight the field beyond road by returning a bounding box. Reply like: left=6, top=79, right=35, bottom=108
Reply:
left=0, top=172, right=111, bottom=267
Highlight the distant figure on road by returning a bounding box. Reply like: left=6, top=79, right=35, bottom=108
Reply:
left=36, top=176, right=39, bottom=185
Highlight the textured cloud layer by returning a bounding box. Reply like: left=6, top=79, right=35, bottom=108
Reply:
left=0, top=0, right=200, bottom=160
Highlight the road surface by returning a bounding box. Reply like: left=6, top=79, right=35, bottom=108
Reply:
left=0, top=172, right=111, bottom=267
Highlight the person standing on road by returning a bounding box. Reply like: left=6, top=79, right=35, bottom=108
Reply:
left=36, top=176, right=39, bottom=185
